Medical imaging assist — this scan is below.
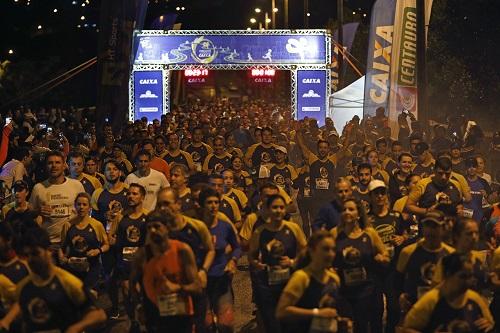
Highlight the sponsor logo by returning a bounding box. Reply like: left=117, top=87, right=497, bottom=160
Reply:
left=139, top=90, right=158, bottom=98
left=191, top=36, right=218, bottom=64
left=302, top=89, right=320, bottom=98
left=301, top=106, right=321, bottom=112
left=302, top=78, right=321, bottom=84
left=139, top=107, right=159, bottom=113
left=139, top=79, right=158, bottom=84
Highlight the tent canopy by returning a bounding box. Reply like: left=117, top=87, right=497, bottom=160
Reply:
left=329, top=75, right=365, bottom=134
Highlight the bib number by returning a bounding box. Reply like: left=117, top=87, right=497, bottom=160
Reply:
left=310, top=316, right=338, bottom=333
left=157, top=293, right=188, bottom=317
left=315, top=178, right=329, bottom=190
left=68, top=257, right=89, bottom=272
left=50, top=205, right=70, bottom=218
left=462, top=208, right=474, bottom=218
left=267, top=267, right=290, bottom=285
left=343, top=267, right=367, bottom=286
left=122, top=247, right=139, bottom=262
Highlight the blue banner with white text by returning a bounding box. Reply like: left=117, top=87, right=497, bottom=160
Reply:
left=363, top=0, right=396, bottom=118
left=133, top=32, right=328, bottom=65
left=133, top=70, right=164, bottom=122
left=297, top=70, right=328, bottom=126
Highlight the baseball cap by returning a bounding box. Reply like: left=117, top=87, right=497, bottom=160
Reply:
left=12, top=180, right=28, bottom=192
left=368, top=180, right=387, bottom=192
left=275, top=146, right=287, bottom=155
left=415, top=142, right=430, bottom=155
left=421, top=210, right=445, bottom=226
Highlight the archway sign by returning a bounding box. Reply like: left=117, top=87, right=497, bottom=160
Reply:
left=129, top=30, right=331, bottom=126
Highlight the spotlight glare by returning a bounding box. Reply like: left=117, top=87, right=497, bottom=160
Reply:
left=80, top=15, right=85, bottom=20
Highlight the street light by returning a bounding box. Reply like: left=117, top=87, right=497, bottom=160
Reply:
left=255, top=8, right=261, bottom=13
left=8, top=49, right=13, bottom=55
left=250, top=18, right=257, bottom=24
left=37, top=25, right=42, bottom=30
left=273, top=7, right=278, bottom=12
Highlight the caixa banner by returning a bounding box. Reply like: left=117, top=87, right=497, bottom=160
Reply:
left=133, top=70, right=164, bottom=122
left=133, top=31, right=328, bottom=65
left=297, top=70, right=328, bottom=126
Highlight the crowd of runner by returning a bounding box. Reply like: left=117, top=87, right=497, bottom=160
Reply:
left=0, top=100, right=498, bottom=332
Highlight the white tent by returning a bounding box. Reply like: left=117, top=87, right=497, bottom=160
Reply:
left=328, top=75, right=365, bottom=134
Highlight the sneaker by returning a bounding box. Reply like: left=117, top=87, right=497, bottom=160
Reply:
left=109, top=309, right=121, bottom=320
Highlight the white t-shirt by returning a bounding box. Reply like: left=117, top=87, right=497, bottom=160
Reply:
left=29, top=178, right=85, bottom=244
left=124, top=168, right=170, bottom=212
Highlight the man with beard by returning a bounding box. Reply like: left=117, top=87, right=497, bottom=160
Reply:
left=112, top=183, right=148, bottom=322
left=29, top=151, right=85, bottom=251
left=296, top=131, right=339, bottom=221
left=125, top=150, right=169, bottom=212
left=67, top=151, right=102, bottom=196
left=91, top=159, right=129, bottom=230
left=202, top=135, right=232, bottom=175
left=312, top=177, right=353, bottom=232
left=170, top=163, right=197, bottom=217
left=406, top=157, right=463, bottom=217
left=133, top=212, right=201, bottom=333
left=185, top=127, right=213, bottom=172
left=244, top=126, right=278, bottom=170
left=163, top=133, right=195, bottom=172
left=388, top=153, right=414, bottom=203
left=353, top=163, right=373, bottom=211
left=0, top=227, right=106, bottom=332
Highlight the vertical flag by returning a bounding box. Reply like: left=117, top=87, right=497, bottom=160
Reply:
left=387, top=0, right=433, bottom=136
left=330, top=22, right=360, bottom=93
left=362, top=0, right=397, bottom=118
left=96, top=0, right=148, bottom=131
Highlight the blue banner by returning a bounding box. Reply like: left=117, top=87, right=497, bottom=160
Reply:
left=297, top=70, right=328, bottom=126
left=331, top=22, right=360, bottom=92
left=363, top=0, right=396, bottom=118
left=133, top=70, right=164, bottom=122
left=133, top=32, right=328, bottom=65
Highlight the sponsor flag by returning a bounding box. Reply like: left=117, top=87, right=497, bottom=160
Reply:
left=362, top=0, right=397, bottom=119
left=387, top=0, right=432, bottom=136
left=96, top=0, right=148, bottom=131
left=331, top=22, right=360, bottom=93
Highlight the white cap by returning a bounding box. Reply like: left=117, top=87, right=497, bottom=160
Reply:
left=368, top=179, right=387, bottom=192
left=275, top=146, right=287, bottom=155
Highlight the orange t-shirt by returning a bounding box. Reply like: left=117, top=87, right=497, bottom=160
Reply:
left=142, top=239, right=193, bottom=315
left=150, top=157, right=171, bottom=180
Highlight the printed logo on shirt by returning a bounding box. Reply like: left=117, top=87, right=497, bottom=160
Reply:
left=261, top=151, right=271, bottom=163
left=420, top=262, right=437, bottom=285
left=319, top=167, right=329, bottom=179
left=342, top=246, right=361, bottom=266
left=191, top=151, right=201, bottom=162
left=126, top=225, right=141, bottom=243
left=28, top=297, right=51, bottom=323
left=71, top=235, right=89, bottom=253
left=273, top=174, right=285, bottom=187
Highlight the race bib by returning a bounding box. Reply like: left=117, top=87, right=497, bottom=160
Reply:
left=50, top=205, right=70, bottom=218
left=462, top=208, right=474, bottom=218
left=194, top=162, right=202, bottom=172
left=68, top=257, right=89, bottom=272
left=343, top=267, right=367, bottom=286
left=417, top=286, right=431, bottom=300
left=310, top=316, right=338, bottom=333
left=304, top=187, right=311, bottom=198
left=157, top=293, right=188, bottom=317
left=315, top=178, right=329, bottom=190
left=122, top=247, right=139, bottom=262
left=268, top=267, right=290, bottom=285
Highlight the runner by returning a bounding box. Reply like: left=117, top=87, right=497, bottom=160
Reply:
left=203, top=135, right=232, bottom=175
left=163, top=132, right=195, bottom=171
left=67, top=151, right=102, bottom=195
left=185, top=127, right=213, bottom=172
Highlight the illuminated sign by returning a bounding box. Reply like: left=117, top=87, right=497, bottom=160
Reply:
left=184, top=68, right=209, bottom=77
left=251, top=68, right=276, bottom=77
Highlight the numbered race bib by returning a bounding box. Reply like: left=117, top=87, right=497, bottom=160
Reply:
left=304, top=187, right=311, bottom=198
left=417, top=286, right=431, bottom=300
left=122, top=247, right=139, bottom=262
left=68, top=257, right=89, bottom=272
left=462, top=208, right=474, bottom=218
left=157, top=293, right=188, bottom=317
left=315, top=178, right=329, bottom=190
left=310, top=316, right=338, bottom=333
left=50, top=205, right=70, bottom=218
left=267, top=267, right=290, bottom=285
left=343, top=267, right=367, bottom=286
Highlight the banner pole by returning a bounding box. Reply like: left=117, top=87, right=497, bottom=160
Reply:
left=337, top=0, right=344, bottom=89
left=417, top=0, right=427, bottom=126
